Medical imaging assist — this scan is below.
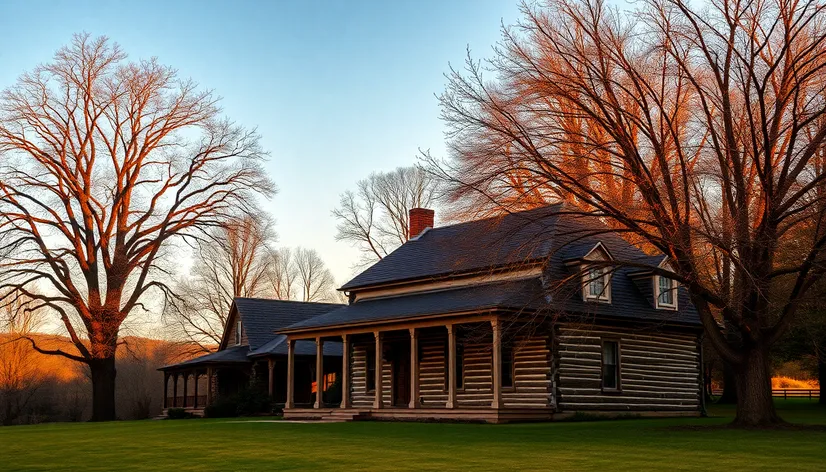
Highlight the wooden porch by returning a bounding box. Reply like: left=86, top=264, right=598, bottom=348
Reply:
left=282, top=311, right=559, bottom=423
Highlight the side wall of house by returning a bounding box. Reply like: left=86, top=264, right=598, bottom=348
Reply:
left=556, top=323, right=700, bottom=412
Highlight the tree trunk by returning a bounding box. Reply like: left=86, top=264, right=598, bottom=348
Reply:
left=718, top=361, right=738, bottom=404
left=733, top=348, right=781, bottom=426
left=89, top=356, right=117, bottom=421
left=819, top=357, right=825, bottom=406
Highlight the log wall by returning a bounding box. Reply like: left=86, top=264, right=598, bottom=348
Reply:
left=556, top=324, right=700, bottom=412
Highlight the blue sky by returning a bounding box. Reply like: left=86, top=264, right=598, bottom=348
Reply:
left=0, top=0, right=522, bottom=285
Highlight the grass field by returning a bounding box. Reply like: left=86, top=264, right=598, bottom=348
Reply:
left=0, top=400, right=824, bottom=472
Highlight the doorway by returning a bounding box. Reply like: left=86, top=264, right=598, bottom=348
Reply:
left=391, top=344, right=410, bottom=407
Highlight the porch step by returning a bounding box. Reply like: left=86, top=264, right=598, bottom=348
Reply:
left=319, top=411, right=364, bottom=422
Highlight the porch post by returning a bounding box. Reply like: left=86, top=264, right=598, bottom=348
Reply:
left=491, top=319, right=502, bottom=409
left=447, top=324, right=456, bottom=409
left=193, top=372, right=199, bottom=409
left=163, top=373, right=169, bottom=409
left=182, top=373, right=189, bottom=408
left=374, top=331, right=383, bottom=409
left=172, top=373, right=179, bottom=408
left=206, top=367, right=214, bottom=405
left=341, top=334, right=351, bottom=408
left=315, top=337, right=324, bottom=408
left=268, top=358, right=275, bottom=399
left=286, top=338, right=296, bottom=409
left=409, top=328, right=419, bottom=409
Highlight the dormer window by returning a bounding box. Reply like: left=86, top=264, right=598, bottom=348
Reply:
left=655, top=274, right=677, bottom=309
left=578, top=242, right=613, bottom=303
left=235, top=320, right=242, bottom=345
left=654, top=258, right=678, bottom=310
left=584, top=266, right=611, bottom=302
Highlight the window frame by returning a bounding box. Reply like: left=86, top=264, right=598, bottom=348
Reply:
left=600, top=339, right=621, bottom=393
left=654, top=274, right=678, bottom=310
left=582, top=266, right=611, bottom=303
left=234, top=320, right=242, bottom=346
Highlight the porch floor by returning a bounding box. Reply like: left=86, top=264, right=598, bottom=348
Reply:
left=283, top=406, right=558, bottom=424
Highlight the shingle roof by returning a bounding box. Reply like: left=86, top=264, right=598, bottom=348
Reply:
left=248, top=336, right=342, bottom=357
left=160, top=345, right=250, bottom=370
left=283, top=274, right=699, bottom=333
left=340, top=205, right=564, bottom=290
left=285, top=279, right=547, bottom=330
left=161, top=299, right=345, bottom=370
left=233, top=298, right=344, bottom=350
left=286, top=205, right=700, bottom=331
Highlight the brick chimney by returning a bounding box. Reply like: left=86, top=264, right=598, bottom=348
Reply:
left=408, top=208, right=435, bottom=240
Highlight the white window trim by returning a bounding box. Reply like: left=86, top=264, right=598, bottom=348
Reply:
left=654, top=274, right=678, bottom=310
left=582, top=265, right=612, bottom=303
left=235, top=320, right=242, bottom=345
left=580, top=242, right=613, bottom=304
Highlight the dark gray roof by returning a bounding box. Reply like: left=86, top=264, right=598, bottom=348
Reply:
left=233, top=298, right=344, bottom=350
left=286, top=279, right=546, bottom=330
left=340, top=205, right=564, bottom=290
left=249, top=336, right=343, bottom=357
left=284, top=274, right=699, bottom=332
left=286, top=207, right=700, bottom=332
left=161, top=345, right=250, bottom=370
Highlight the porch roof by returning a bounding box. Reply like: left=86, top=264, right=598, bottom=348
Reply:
left=281, top=278, right=546, bottom=332
left=160, top=345, right=251, bottom=371
left=248, top=336, right=343, bottom=357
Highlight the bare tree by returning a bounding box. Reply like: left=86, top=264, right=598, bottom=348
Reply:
left=267, top=247, right=297, bottom=300
left=429, top=0, right=826, bottom=426
left=167, top=215, right=275, bottom=352
left=293, top=247, right=336, bottom=302
left=333, top=166, right=440, bottom=263
left=0, top=35, right=274, bottom=420
left=0, top=293, right=45, bottom=425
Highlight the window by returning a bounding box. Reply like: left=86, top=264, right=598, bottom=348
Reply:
left=657, top=275, right=677, bottom=308
left=366, top=344, right=376, bottom=391
left=602, top=341, right=620, bottom=390
left=584, top=266, right=610, bottom=302
left=502, top=345, right=514, bottom=388
left=234, top=320, right=242, bottom=345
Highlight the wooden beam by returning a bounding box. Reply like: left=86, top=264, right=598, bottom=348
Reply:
left=341, top=334, right=351, bottom=409
left=315, top=337, right=324, bottom=408
left=374, top=331, right=383, bottom=409
left=163, top=373, right=169, bottom=409
left=182, top=373, right=189, bottom=408
left=492, top=319, right=502, bottom=409
left=286, top=339, right=296, bottom=409
left=410, top=328, right=419, bottom=409
left=447, top=324, right=456, bottom=409
left=172, top=373, right=179, bottom=408
left=281, top=312, right=501, bottom=340
left=268, top=358, right=275, bottom=399
left=193, top=372, right=199, bottom=409
left=206, top=368, right=214, bottom=406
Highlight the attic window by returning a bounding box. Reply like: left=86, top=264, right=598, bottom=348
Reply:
left=235, top=320, right=242, bottom=345
left=583, top=266, right=611, bottom=302
left=655, top=274, right=677, bottom=309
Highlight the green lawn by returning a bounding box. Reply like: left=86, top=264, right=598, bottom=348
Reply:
left=1, top=400, right=824, bottom=472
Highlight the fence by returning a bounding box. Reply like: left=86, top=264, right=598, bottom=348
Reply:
left=711, top=389, right=820, bottom=399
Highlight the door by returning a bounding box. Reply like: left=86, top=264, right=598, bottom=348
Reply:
left=392, top=345, right=410, bottom=407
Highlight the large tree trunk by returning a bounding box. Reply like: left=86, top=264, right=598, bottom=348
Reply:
left=89, top=356, right=117, bottom=422
left=819, top=357, right=825, bottom=406
left=733, top=348, right=781, bottom=426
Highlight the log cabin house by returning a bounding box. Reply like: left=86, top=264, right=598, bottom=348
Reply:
left=159, top=298, right=343, bottom=416
left=277, top=205, right=704, bottom=423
